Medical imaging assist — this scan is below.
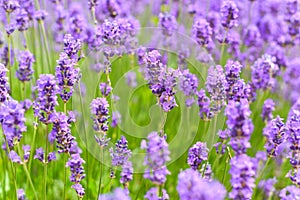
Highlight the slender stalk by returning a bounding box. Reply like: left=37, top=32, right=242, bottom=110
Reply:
left=44, top=124, right=49, bottom=200
left=97, top=147, right=104, bottom=197
left=0, top=148, right=7, bottom=199
left=219, top=28, right=228, bottom=65
left=29, top=117, right=38, bottom=171
left=6, top=13, right=13, bottom=96
left=63, top=102, right=67, bottom=200
left=253, top=158, right=271, bottom=197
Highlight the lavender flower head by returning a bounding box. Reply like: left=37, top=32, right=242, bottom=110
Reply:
left=110, top=136, right=131, bottom=167
left=99, top=82, right=112, bottom=97
left=0, top=99, right=26, bottom=148
left=120, top=161, right=133, bottom=186
left=91, top=97, right=110, bottom=133
left=98, top=188, right=130, bottom=200
left=9, top=150, right=21, bottom=163
left=141, top=132, right=170, bottom=185
left=187, top=142, right=208, bottom=170
left=197, top=89, right=211, bottom=120
left=192, top=17, right=212, bottom=46
left=229, top=155, right=257, bottom=199
left=158, top=12, right=178, bottom=37
left=145, top=187, right=169, bottom=200
left=177, top=169, right=226, bottom=200
left=33, top=74, right=59, bottom=124
left=263, top=116, right=287, bottom=157
left=72, top=184, right=85, bottom=199
left=178, top=70, right=198, bottom=103
left=63, top=34, right=81, bottom=60
left=258, top=178, right=277, bottom=197
left=0, top=63, right=9, bottom=103
left=16, top=50, right=35, bottom=82
left=1, top=0, right=19, bottom=13
left=262, top=99, right=275, bottom=122
left=280, top=185, right=300, bottom=200
left=111, top=111, right=121, bottom=127
left=220, top=0, right=239, bottom=29
left=17, top=189, right=26, bottom=200
left=225, top=99, right=253, bottom=155
left=34, top=147, right=56, bottom=163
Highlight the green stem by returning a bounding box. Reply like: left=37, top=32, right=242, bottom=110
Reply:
left=63, top=154, right=67, bottom=200
left=29, top=117, right=38, bottom=171
left=220, top=29, right=228, bottom=65
left=97, top=147, right=104, bottom=197
left=39, top=22, right=52, bottom=73
left=44, top=125, right=49, bottom=200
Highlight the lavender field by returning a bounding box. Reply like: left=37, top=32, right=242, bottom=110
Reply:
left=0, top=0, right=299, bottom=199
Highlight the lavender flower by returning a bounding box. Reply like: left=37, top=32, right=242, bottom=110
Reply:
left=192, top=17, right=212, bottom=46
left=1, top=0, right=19, bottom=13
left=220, top=0, right=239, bottom=29
left=120, top=161, right=133, bottom=186
left=225, top=99, right=253, bottom=155
left=17, top=189, right=27, bottom=200
left=263, top=116, right=287, bottom=157
left=110, top=136, right=131, bottom=167
left=141, top=132, right=170, bottom=185
left=280, top=185, right=300, bottom=200
left=125, top=71, right=137, bottom=88
left=258, top=178, right=277, bottom=197
left=158, top=12, right=178, bottom=37
left=251, top=54, right=279, bottom=91
left=111, top=111, right=121, bottom=127
left=215, top=129, right=230, bottom=154
left=71, top=184, right=85, bottom=199
left=22, top=145, right=30, bottom=162
left=49, top=112, right=75, bottom=154
left=187, top=142, right=208, bottom=170
left=98, top=188, right=130, bottom=200
left=229, top=155, right=257, bottom=199
left=33, top=74, right=59, bottom=124
left=9, top=150, right=21, bottom=163
left=16, top=50, right=35, bottom=82
left=0, top=99, right=26, bottom=148
left=34, top=147, right=56, bottom=163
left=196, top=89, right=211, bottom=120
left=16, top=9, right=30, bottom=32
left=178, top=69, right=198, bottom=100
left=145, top=187, right=169, bottom=200
left=0, top=63, right=9, bottom=103
left=90, top=97, right=110, bottom=133
left=177, top=169, right=226, bottom=200
left=99, top=82, right=112, bottom=97
left=224, top=60, right=243, bottom=100
left=34, top=10, right=47, bottom=21
left=262, top=99, right=275, bottom=122
left=68, top=4, right=86, bottom=40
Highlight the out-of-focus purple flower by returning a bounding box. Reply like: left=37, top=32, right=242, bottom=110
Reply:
left=34, top=147, right=56, bottom=163
left=192, top=17, right=212, bottom=46
left=90, top=97, right=110, bottom=133
left=0, top=99, right=26, bottom=148
left=9, top=150, right=21, bottom=163
left=225, top=99, right=253, bottom=155
left=280, top=185, right=300, bottom=200
left=263, top=116, right=287, bottom=157
left=1, top=0, right=19, bottom=13
left=177, top=168, right=226, bottom=200
left=17, top=189, right=26, bottom=200
left=99, top=82, right=112, bottom=97
left=22, top=144, right=30, bottom=162
left=196, top=89, right=211, bottom=120
left=220, top=0, right=239, bottom=29
left=20, top=99, right=31, bottom=111
left=0, top=63, right=9, bottom=103
left=66, top=154, right=85, bottom=192
left=88, top=0, right=98, bottom=9
left=111, top=111, right=121, bottom=127
left=262, top=99, right=275, bottom=122
left=120, top=161, right=133, bottom=186
left=98, top=188, right=130, bottom=200
left=141, top=132, right=170, bottom=185
left=34, top=10, right=48, bottom=21
left=71, top=184, right=85, bottom=199
left=125, top=71, right=137, bottom=88
left=229, top=155, right=257, bottom=199
left=215, top=129, right=230, bottom=154
left=16, top=9, right=30, bottom=32
left=158, top=12, right=178, bottom=37
left=289, top=13, right=300, bottom=36
left=33, top=74, right=59, bottom=124
left=110, top=136, right=131, bottom=167
left=144, top=187, right=169, bottom=200
left=286, top=0, right=298, bottom=16
left=90, top=63, right=105, bottom=73
left=49, top=112, right=75, bottom=154
left=16, top=50, right=35, bottom=82
left=187, top=142, right=208, bottom=170
left=251, top=54, right=280, bottom=91
left=47, top=152, right=56, bottom=162
left=243, top=25, right=262, bottom=47
left=178, top=70, right=198, bottom=97
left=68, top=4, right=86, bottom=40
left=259, top=178, right=277, bottom=197
left=206, top=65, right=226, bottom=112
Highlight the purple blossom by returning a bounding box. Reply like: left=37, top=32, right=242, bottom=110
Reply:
left=0, top=99, right=26, bottom=148
left=224, top=60, right=244, bottom=101
left=258, top=178, right=277, bottom=197
left=16, top=9, right=30, bottom=32
left=99, top=82, right=112, bottom=97
left=243, top=25, right=262, bottom=47
left=280, top=185, right=300, bottom=200
left=17, top=189, right=26, bottom=200
left=178, top=70, right=198, bottom=97
left=1, top=0, right=19, bottom=13
left=125, top=71, right=137, bottom=88
left=111, top=111, right=121, bottom=127
left=225, top=99, right=253, bottom=155
left=215, top=129, right=230, bottom=154
left=9, top=150, right=21, bottom=163
left=16, top=50, right=35, bottom=82
left=263, top=116, right=287, bottom=157
left=47, top=152, right=56, bottom=162
left=262, top=99, right=275, bottom=122
left=98, top=188, right=130, bottom=200
left=110, top=136, right=131, bottom=167
left=34, top=10, right=47, bottom=21
left=68, top=4, right=86, bottom=40
left=71, top=184, right=85, bottom=199
left=196, top=89, right=211, bottom=120
left=66, top=153, right=85, bottom=185
left=90, top=97, right=110, bottom=133
left=144, top=187, right=169, bottom=200
left=229, top=155, right=257, bottom=199
left=0, top=63, right=9, bottom=103
left=141, top=132, right=170, bottom=185
left=192, top=17, right=212, bottom=46
left=177, top=169, right=226, bottom=200
left=220, top=0, right=239, bottom=29
left=34, top=147, right=56, bottom=163
left=158, top=12, right=178, bottom=37
left=120, top=161, right=133, bottom=185
left=33, top=74, right=59, bottom=124
left=187, top=142, right=208, bottom=170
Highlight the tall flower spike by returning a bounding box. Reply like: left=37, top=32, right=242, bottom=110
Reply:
left=0, top=99, right=26, bottom=148
left=197, top=89, right=212, bottom=120
left=90, top=97, right=110, bottom=133
left=158, top=12, right=178, bottom=37
left=16, top=50, right=35, bottom=82
left=225, top=99, right=253, bottom=155
left=0, top=63, right=9, bottom=103
left=110, top=136, right=131, bottom=167
left=192, top=17, right=212, bottom=46
left=141, top=132, right=170, bottom=185
left=178, top=69, right=198, bottom=107
left=187, top=142, right=208, bottom=170
left=33, top=74, right=59, bottom=124
left=220, top=0, right=239, bottom=29
left=229, top=155, right=257, bottom=199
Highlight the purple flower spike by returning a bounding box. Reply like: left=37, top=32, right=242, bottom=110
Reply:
left=66, top=154, right=86, bottom=192
left=90, top=97, right=110, bottom=133
left=47, top=152, right=56, bottom=162
left=98, top=188, right=130, bottom=200
left=111, top=111, right=121, bottom=128
left=187, top=142, right=208, bottom=170
left=99, top=82, right=112, bottom=97
left=2, top=0, right=19, bottom=13
left=110, top=136, right=131, bottom=167
left=0, top=63, right=9, bottom=103
left=259, top=178, right=277, bottom=197
left=196, top=89, right=211, bottom=120
left=34, top=147, right=45, bottom=163
left=144, top=187, right=169, bottom=200
left=16, top=50, right=35, bottom=82
left=120, top=161, right=133, bottom=185
left=71, top=184, right=85, bottom=199
left=229, top=155, right=257, bottom=199
left=220, top=0, right=239, bottom=29
left=141, top=132, right=170, bottom=185
left=23, top=145, right=30, bottom=162
left=158, top=12, right=178, bottom=37
left=9, top=150, right=22, bottom=164
left=280, top=185, right=300, bottom=200
left=17, top=189, right=26, bottom=200
left=192, top=17, right=212, bottom=46
left=262, top=99, right=275, bottom=122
